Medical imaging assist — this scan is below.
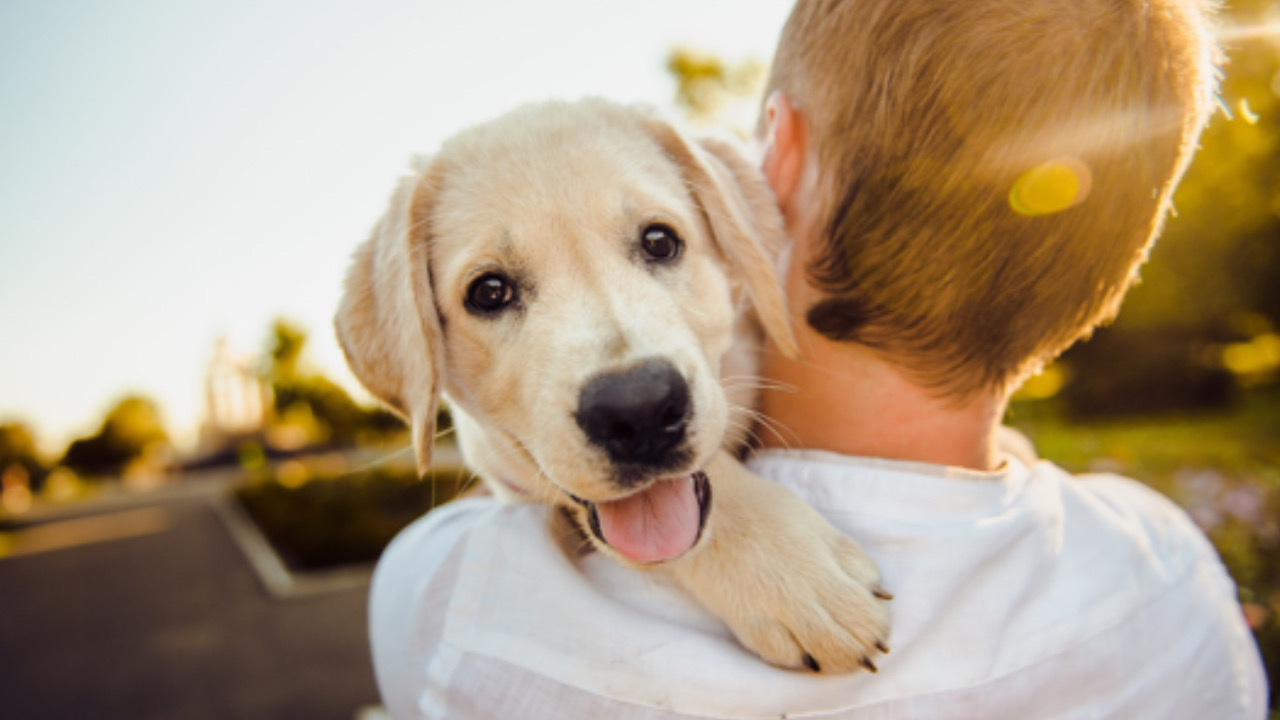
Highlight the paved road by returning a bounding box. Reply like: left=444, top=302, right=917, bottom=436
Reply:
left=0, top=497, right=382, bottom=719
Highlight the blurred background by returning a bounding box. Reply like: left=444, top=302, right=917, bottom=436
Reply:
left=1, top=0, right=1277, bottom=718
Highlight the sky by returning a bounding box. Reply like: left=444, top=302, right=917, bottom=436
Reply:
left=0, top=0, right=795, bottom=453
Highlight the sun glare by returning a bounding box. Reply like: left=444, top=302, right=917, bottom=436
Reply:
left=1217, top=21, right=1280, bottom=43
left=1009, top=158, right=1092, bottom=217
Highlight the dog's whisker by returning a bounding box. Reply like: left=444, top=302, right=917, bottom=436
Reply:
left=724, top=413, right=772, bottom=451
left=725, top=421, right=767, bottom=450
left=721, top=375, right=800, bottom=394
left=722, top=380, right=798, bottom=395
left=733, top=404, right=801, bottom=451
left=524, top=464, right=562, bottom=507
left=344, top=444, right=415, bottom=475
left=740, top=406, right=792, bottom=440
left=458, top=467, right=484, bottom=497
left=725, top=414, right=781, bottom=452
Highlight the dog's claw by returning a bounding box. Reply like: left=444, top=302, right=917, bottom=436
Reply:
left=860, top=656, right=878, bottom=673
left=875, top=640, right=890, bottom=654
left=802, top=653, right=820, bottom=673
left=873, top=587, right=894, bottom=601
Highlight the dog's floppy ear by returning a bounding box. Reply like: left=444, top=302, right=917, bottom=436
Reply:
left=335, top=159, right=444, bottom=475
left=644, top=122, right=799, bottom=358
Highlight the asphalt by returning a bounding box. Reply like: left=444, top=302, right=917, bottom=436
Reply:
left=0, top=494, right=383, bottom=720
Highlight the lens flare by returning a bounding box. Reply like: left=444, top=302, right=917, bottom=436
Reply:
left=1218, top=21, right=1280, bottom=43
left=1239, top=98, right=1260, bottom=125
left=1009, top=158, right=1092, bottom=217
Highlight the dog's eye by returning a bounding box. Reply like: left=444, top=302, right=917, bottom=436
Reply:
left=641, top=224, right=682, bottom=262
left=465, top=273, right=517, bottom=314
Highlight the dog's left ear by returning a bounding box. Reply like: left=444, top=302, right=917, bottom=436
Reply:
left=335, top=159, right=445, bottom=476
left=645, top=122, right=799, bottom=358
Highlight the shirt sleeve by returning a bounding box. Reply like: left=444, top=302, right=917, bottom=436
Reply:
left=368, top=497, right=497, bottom=720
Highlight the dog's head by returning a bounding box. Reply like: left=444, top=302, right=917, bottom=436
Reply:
left=336, top=99, right=794, bottom=563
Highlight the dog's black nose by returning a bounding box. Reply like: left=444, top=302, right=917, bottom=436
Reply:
left=575, top=359, right=691, bottom=468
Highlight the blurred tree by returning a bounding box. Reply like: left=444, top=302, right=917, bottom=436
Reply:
left=60, top=396, right=171, bottom=479
left=1116, top=1, right=1280, bottom=331
left=0, top=421, right=47, bottom=492
left=262, top=319, right=408, bottom=449
left=668, top=47, right=767, bottom=134
left=269, top=319, right=307, bottom=382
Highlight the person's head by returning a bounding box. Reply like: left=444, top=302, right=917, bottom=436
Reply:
left=759, top=0, right=1220, bottom=398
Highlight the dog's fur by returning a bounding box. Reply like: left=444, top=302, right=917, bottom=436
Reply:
left=336, top=99, right=889, bottom=672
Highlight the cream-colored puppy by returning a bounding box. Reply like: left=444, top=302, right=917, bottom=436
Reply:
left=336, top=99, right=890, bottom=673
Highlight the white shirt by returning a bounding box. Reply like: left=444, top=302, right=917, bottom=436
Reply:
left=369, top=449, right=1268, bottom=719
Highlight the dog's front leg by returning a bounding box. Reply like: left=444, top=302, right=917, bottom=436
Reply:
left=665, top=450, right=891, bottom=673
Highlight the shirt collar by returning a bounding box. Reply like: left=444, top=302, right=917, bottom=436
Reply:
left=746, top=448, right=1032, bottom=523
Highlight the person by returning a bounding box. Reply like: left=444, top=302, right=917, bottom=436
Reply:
left=369, top=0, right=1269, bottom=717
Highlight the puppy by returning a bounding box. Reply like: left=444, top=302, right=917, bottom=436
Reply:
left=336, top=99, right=890, bottom=673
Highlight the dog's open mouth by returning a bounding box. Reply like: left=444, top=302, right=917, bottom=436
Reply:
left=573, top=471, right=711, bottom=564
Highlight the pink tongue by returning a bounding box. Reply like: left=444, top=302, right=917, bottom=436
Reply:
left=594, top=477, right=700, bottom=563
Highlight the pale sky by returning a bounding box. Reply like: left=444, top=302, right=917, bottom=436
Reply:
left=0, top=0, right=795, bottom=453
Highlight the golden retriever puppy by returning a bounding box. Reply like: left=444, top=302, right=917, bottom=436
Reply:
left=336, top=99, right=890, bottom=673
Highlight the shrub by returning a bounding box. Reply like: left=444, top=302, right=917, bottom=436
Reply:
left=235, top=464, right=471, bottom=571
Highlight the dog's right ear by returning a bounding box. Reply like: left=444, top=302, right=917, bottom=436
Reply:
left=636, top=116, right=799, bottom=359
left=335, top=160, right=444, bottom=476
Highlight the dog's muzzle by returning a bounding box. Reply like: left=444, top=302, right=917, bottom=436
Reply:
left=574, top=358, right=692, bottom=476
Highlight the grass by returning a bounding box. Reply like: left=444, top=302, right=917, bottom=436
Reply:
left=1009, top=391, right=1280, bottom=490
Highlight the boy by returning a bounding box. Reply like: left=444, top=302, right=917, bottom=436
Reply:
left=370, top=0, right=1268, bottom=716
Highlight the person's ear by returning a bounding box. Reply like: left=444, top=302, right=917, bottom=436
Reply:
left=759, top=91, right=808, bottom=216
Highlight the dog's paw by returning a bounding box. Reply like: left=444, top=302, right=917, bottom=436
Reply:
left=668, top=454, right=892, bottom=673
left=727, top=530, right=891, bottom=674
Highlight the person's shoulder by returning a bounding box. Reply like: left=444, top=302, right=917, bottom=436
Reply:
left=369, top=496, right=563, bottom=717
left=370, top=494, right=557, bottom=647
left=1028, top=454, right=1246, bottom=590
left=376, top=496, right=485, bottom=574
left=1044, top=462, right=1218, bottom=558
left=374, top=495, right=550, bottom=590
left=1044, top=464, right=1268, bottom=716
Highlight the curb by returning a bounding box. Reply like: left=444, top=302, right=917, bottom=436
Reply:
left=212, top=494, right=375, bottom=599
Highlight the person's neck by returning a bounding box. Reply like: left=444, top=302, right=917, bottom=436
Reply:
left=757, top=328, right=1007, bottom=472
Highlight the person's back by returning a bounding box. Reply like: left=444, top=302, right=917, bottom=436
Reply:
left=369, top=0, right=1269, bottom=716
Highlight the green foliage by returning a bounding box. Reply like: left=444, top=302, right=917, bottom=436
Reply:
left=269, top=319, right=307, bottom=380
left=667, top=47, right=767, bottom=133
left=1058, top=327, right=1236, bottom=418
left=262, top=318, right=408, bottom=448
left=1116, top=22, right=1280, bottom=333
left=235, top=464, right=471, bottom=571
left=60, top=396, right=170, bottom=479
left=0, top=422, right=46, bottom=490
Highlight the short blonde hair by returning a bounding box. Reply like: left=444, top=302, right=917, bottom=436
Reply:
left=765, top=0, right=1220, bottom=396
